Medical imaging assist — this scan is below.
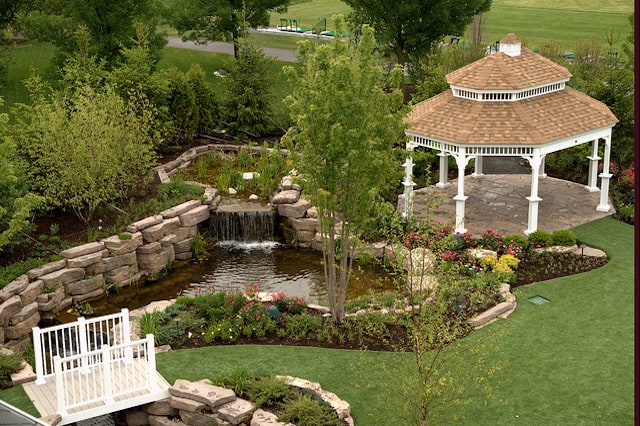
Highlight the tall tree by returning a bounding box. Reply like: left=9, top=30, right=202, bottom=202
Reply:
left=283, top=19, right=408, bottom=322
left=167, top=0, right=289, bottom=58
left=343, top=0, right=492, bottom=67
left=18, top=0, right=166, bottom=67
left=0, top=97, right=44, bottom=252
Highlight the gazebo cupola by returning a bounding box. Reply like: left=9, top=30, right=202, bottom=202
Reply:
left=404, top=33, right=618, bottom=235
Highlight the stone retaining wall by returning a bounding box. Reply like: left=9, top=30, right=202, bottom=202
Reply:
left=0, top=194, right=220, bottom=345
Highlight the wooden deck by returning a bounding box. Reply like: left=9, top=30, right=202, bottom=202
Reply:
left=22, top=358, right=171, bottom=425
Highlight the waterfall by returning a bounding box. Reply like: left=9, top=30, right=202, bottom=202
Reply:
left=210, top=200, right=276, bottom=242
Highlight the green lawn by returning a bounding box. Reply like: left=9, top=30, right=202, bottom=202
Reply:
left=267, top=0, right=632, bottom=50
left=2, top=218, right=631, bottom=424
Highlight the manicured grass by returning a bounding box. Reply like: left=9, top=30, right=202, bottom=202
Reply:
left=0, top=42, right=55, bottom=114
left=482, top=5, right=632, bottom=51
left=266, top=0, right=631, bottom=51
left=0, top=218, right=632, bottom=423
left=269, top=0, right=352, bottom=32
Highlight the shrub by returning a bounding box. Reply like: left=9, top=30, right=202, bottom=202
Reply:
left=0, top=352, right=22, bottom=389
left=279, top=394, right=342, bottom=426
left=0, top=258, right=45, bottom=289
left=552, top=229, right=577, bottom=246
left=244, top=376, right=293, bottom=407
left=284, top=312, right=322, bottom=341
left=527, top=230, right=554, bottom=248
left=504, top=234, right=529, bottom=250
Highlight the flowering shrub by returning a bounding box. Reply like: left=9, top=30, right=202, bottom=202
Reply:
left=480, top=229, right=504, bottom=252
left=270, top=291, right=307, bottom=315
left=617, top=168, right=634, bottom=192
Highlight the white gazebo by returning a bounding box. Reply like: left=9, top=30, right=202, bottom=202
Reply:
left=403, top=33, right=619, bottom=235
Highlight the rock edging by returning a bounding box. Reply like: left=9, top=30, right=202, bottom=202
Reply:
left=116, top=376, right=353, bottom=426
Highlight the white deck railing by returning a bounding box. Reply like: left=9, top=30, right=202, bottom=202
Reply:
left=32, top=308, right=131, bottom=385
left=53, top=335, right=158, bottom=416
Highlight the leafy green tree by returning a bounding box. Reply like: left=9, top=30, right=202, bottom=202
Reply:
left=412, top=43, right=486, bottom=103
left=223, top=39, right=275, bottom=136
left=283, top=20, right=408, bottom=322
left=0, top=97, right=44, bottom=252
left=566, top=32, right=634, bottom=166
left=8, top=77, right=157, bottom=225
left=18, top=0, right=166, bottom=67
left=167, top=0, right=290, bottom=58
left=343, top=0, right=492, bottom=67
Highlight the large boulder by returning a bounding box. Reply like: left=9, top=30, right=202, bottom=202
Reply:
left=277, top=199, right=311, bottom=219
left=0, top=275, right=29, bottom=301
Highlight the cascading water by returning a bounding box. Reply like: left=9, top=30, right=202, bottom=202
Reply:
left=210, top=199, right=276, bottom=242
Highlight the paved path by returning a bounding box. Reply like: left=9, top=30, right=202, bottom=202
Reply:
left=165, top=36, right=297, bottom=62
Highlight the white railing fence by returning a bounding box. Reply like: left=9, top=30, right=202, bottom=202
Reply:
left=32, top=308, right=131, bottom=385
left=53, top=335, right=158, bottom=416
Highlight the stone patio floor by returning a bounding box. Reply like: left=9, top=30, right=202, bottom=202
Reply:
left=410, top=173, right=616, bottom=237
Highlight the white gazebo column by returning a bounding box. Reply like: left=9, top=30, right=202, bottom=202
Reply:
left=585, top=139, right=601, bottom=192
left=436, top=152, right=451, bottom=188
left=453, top=148, right=471, bottom=234
left=402, top=156, right=416, bottom=219
left=472, top=155, right=485, bottom=179
left=524, top=150, right=543, bottom=235
left=597, top=135, right=612, bottom=212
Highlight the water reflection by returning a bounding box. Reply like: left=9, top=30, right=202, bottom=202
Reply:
left=87, top=242, right=396, bottom=316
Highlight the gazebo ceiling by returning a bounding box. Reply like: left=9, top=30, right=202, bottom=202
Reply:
left=405, top=86, right=618, bottom=146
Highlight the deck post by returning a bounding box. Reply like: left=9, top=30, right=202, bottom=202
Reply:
left=78, top=317, right=89, bottom=374
left=121, top=308, right=133, bottom=363
left=102, top=345, right=114, bottom=405
left=146, top=334, right=158, bottom=390
left=33, top=327, right=46, bottom=385
left=53, top=356, right=67, bottom=416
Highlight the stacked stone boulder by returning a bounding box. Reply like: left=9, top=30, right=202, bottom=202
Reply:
left=0, top=197, right=218, bottom=346
left=120, top=377, right=353, bottom=426
left=273, top=177, right=317, bottom=249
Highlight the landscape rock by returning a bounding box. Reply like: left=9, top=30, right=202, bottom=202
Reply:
left=161, top=200, right=203, bottom=218
left=148, top=415, right=186, bottom=426
left=4, top=312, right=39, bottom=340
left=146, top=398, right=178, bottom=416
left=217, top=398, right=255, bottom=424
left=9, top=302, right=38, bottom=325
left=179, top=205, right=211, bottom=227
left=137, top=242, right=162, bottom=255
left=170, top=379, right=236, bottom=409
left=127, top=215, right=164, bottom=233
left=40, top=268, right=85, bottom=287
left=277, top=199, right=311, bottom=219
left=20, top=280, right=44, bottom=306
left=250, top=409, right=294, bottom=426
left=0, top=275, right=29, bottom=301
left=11, top=360, right=36, bottom=385
left=26, top=260, right=67, bottom=280
left=0, top=295, right=23, bottom=325
left=65, top=275, right=104, bottom=296
left=170, top=395, right=206, bottom=412
left=65, top=250, right=107, bottom=269
left=141, top=222, right=167, bottom=243
left=59, top=242, right=105, bottom=259
left=271, top=190, right=300, bottom=204
left=102, top=232, right=143, bottom=255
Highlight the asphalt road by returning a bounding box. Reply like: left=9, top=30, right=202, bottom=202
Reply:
left=165, top=36, right=297, bottom=62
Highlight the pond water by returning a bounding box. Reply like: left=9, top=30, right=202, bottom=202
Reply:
left=86, top=241, right=397, bottom=317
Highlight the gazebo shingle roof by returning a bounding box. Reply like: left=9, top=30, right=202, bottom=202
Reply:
left=446, top=47, right=572, bottom=90
left=405, top=86, right=618, bottom=145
